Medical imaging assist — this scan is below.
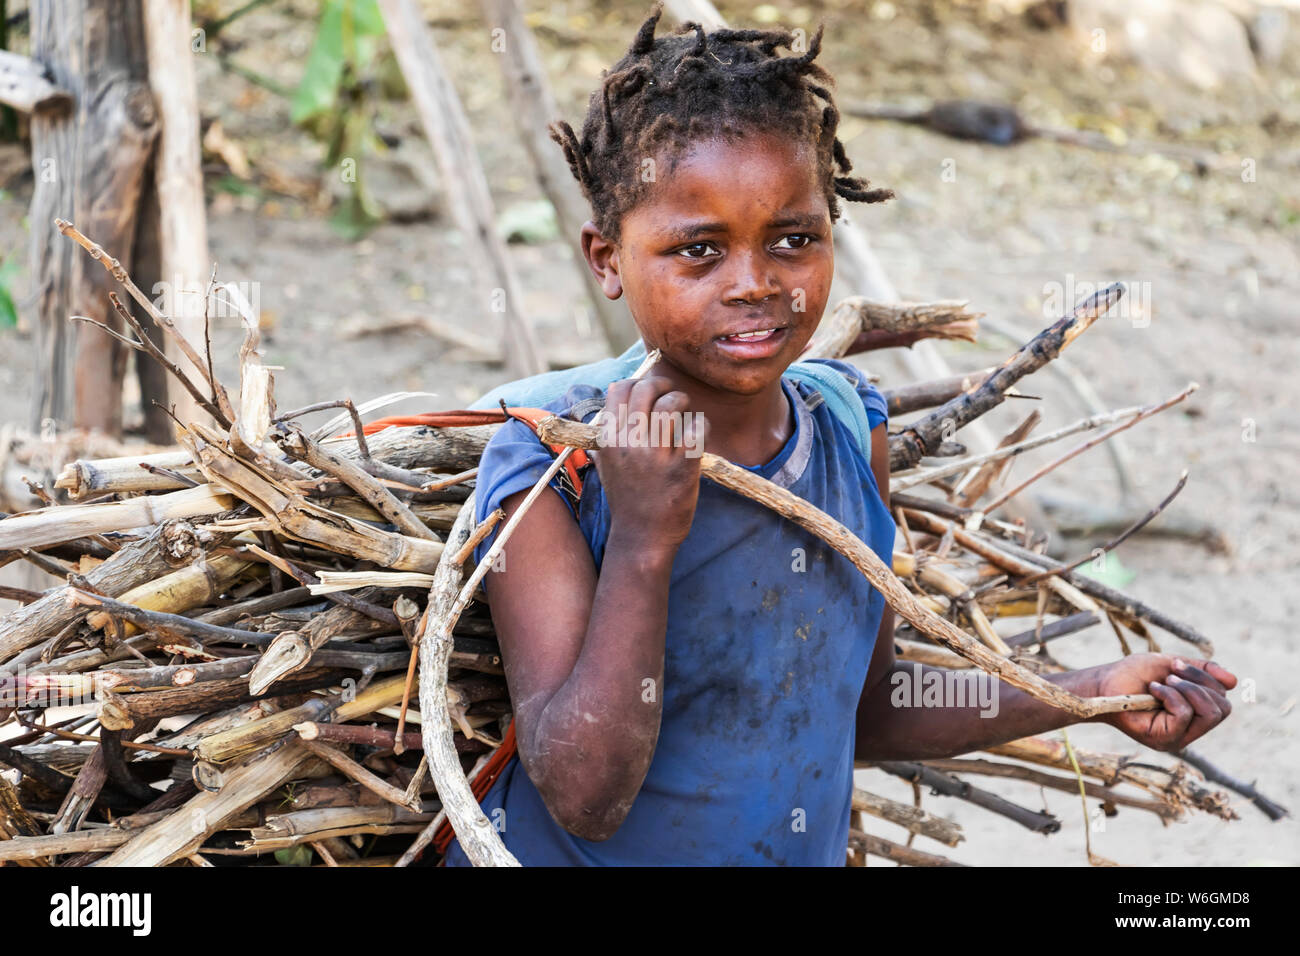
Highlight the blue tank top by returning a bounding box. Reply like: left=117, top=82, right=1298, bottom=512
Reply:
left=443, top=359, right=894, bottom=866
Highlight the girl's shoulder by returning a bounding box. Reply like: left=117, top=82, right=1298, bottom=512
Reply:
left=471, top=383, right=608, bottom=562
left=790, top=357, right=889, bottom=431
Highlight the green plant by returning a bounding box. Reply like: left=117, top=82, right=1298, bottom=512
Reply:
left=0, top=254, right=20, bottom=329
left=291, top=0, right=391, bottom=238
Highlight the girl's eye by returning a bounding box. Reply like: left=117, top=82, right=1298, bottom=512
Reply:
left=677, top=242, right=718, bottom=260
left=773, top=233, right=816, bottom=251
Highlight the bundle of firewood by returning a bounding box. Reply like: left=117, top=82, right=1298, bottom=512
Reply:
left=0, top=222, right=1279, bottom=869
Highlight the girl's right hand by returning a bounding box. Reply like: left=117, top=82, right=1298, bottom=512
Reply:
left=593, top=376, right=708, bottom=555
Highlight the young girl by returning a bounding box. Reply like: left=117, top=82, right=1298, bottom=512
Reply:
left=443, top=5, right=1235, bottom=866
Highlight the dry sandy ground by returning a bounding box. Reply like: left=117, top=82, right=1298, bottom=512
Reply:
left=0, top=1, right=1296, bottom=865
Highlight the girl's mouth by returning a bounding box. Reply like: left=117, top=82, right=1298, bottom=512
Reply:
left=714, top=326, right=789, bottom=359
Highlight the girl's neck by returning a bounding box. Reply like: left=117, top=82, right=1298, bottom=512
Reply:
left=650, top=358, right=794, bottom=468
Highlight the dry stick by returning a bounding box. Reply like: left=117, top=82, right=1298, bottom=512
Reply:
left=295, top=720, right=423, bottom=752
left=453, top=508, right=504, bottom=567
left=536, top=415, right=1156, bottom=720
left=298, top=738, right=422, bottom=813
left=901, top=508, right=1215, bottom=655
left=276, top=425, right=437, bottom=541
left=882, top=367, right=1000, bottom=417
left=403, top=754, right=430, bottom=807
left=422, top=468, right=477, bottom=493
left=392, top=595, right=421, bottom=755
left=988, top=736, right=1236, bottom=819
left=0, top=484, right=234, bottom=553
left=921, top=758, right=1176, bottom=818
left=1175, top=749, right=1290, bottom=821
left=951, top=408, right=1041, bottom=506
left=851, top=787, right=964, bottom=846
left=74, top=291, right=226, bottom=425
left=63, top=589, right=404, bottom=672
left=241, top=543, right=398, bottom=627
left=415, top=493, right=517, bottom=866
left=395, top=749, right=493, bottom=867
left=803, top=296, right=983, bottom=360
left=16, top=724, right=189, bottom=757
left=99, top=742, right=316, bottom=866
left=56, top=218, right=235, bottom=423
left=1019, top=470, right=1189, bottom=586
left=891, top=397, right=1164, bottom=492
left=872, top=761, right=1061, bottom=833
left=981, top=384, right=1197, bottom=516
left=181, top=424, right=443, bottom=573
left=847, top=829, right=966, bottom=867
left=888, top=283, right=1125, bottom=473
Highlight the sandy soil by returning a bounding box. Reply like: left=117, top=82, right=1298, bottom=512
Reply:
left=0, top=0, right=1296, bottom=865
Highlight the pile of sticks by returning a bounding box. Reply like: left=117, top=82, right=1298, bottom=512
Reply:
left=0, top=222, right=1277, bottom=869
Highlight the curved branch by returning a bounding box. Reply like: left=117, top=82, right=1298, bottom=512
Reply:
left=416, top=492, right=518, bottom=866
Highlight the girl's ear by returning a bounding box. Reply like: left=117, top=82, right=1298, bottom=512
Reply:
left=580, top=221, right=624, bottom=300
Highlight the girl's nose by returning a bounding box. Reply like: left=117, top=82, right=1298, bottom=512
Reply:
left=723, top=249, right=781, bottom=306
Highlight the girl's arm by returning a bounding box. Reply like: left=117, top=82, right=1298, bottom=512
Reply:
left=853, top=424, right=1236, bottom=760
left=483, top=377, right=704, bottom=842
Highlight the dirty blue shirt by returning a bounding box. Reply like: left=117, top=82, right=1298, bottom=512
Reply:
left=443, top=359, right=894, bottom=866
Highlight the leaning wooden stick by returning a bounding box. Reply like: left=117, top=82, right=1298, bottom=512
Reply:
left=889, top=283, right=1125, bottom=472
left=535, top=414, right=1158, bottom=720
left=56, top=218, right=236, bottom=424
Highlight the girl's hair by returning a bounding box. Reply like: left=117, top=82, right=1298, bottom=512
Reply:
left=548, top=2, right=894, bottom=244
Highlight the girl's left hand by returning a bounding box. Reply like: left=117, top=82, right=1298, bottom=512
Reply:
left=1094, top=654, right=1237, bottom=751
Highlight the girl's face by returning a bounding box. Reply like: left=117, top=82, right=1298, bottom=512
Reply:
left=584, top=131, right=834, bottom=398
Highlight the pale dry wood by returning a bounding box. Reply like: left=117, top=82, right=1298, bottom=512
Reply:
left=920, top=758, right=1177, bottom=818
left=84, top=553, right=254, bottom=636
left=97, top=743, right=317, bottom=866
left=55, top=450, right=199, bottom=499
left=893, top=638, right=974, bottom=669
left=180, top=421, right=443, bottom=572
left=0, top=521, right=215, bottom=665
left=888, top=284, right=1125, bottom=473
left=238, top=803, right=435, bottom=852
left=415, top=493, right=518, bottom=866
left=803, top=296, right=982, bottom=360
left=900, top=508, right=1215, bottom=655
left=847, top=829, right=966, bottom=866
left=277, top=426, right=438, bottom=541
left=300, top=739, right=422, bottom=812
left=916, top=564, right=1013, bottom=655
left=0, top=483, right=233, bottom=552
left=987, top=736, right=1237, bottom=820
left=979, top=383, right=1197, bottom=516
left=851, top=787, right=964, bottom=846
left=142, top=0, right=217, bottom=428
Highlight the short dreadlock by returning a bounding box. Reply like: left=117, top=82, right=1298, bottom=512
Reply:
left=548, top=3, right=894, bottom=245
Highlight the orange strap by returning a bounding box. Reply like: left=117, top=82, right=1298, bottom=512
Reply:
left=356, top=406, right=588, bottom=861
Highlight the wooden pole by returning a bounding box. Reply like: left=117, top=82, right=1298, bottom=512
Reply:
left=480, top=0, right=638, bottom=353
left=27, top=0, right=158, bottom=436
left=378, top=0, right=545, bottom=380
left=142, top=0, right=212, bottom=429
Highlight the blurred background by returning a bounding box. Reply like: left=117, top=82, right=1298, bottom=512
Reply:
left=0, top=0, right=1296, bottom=865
